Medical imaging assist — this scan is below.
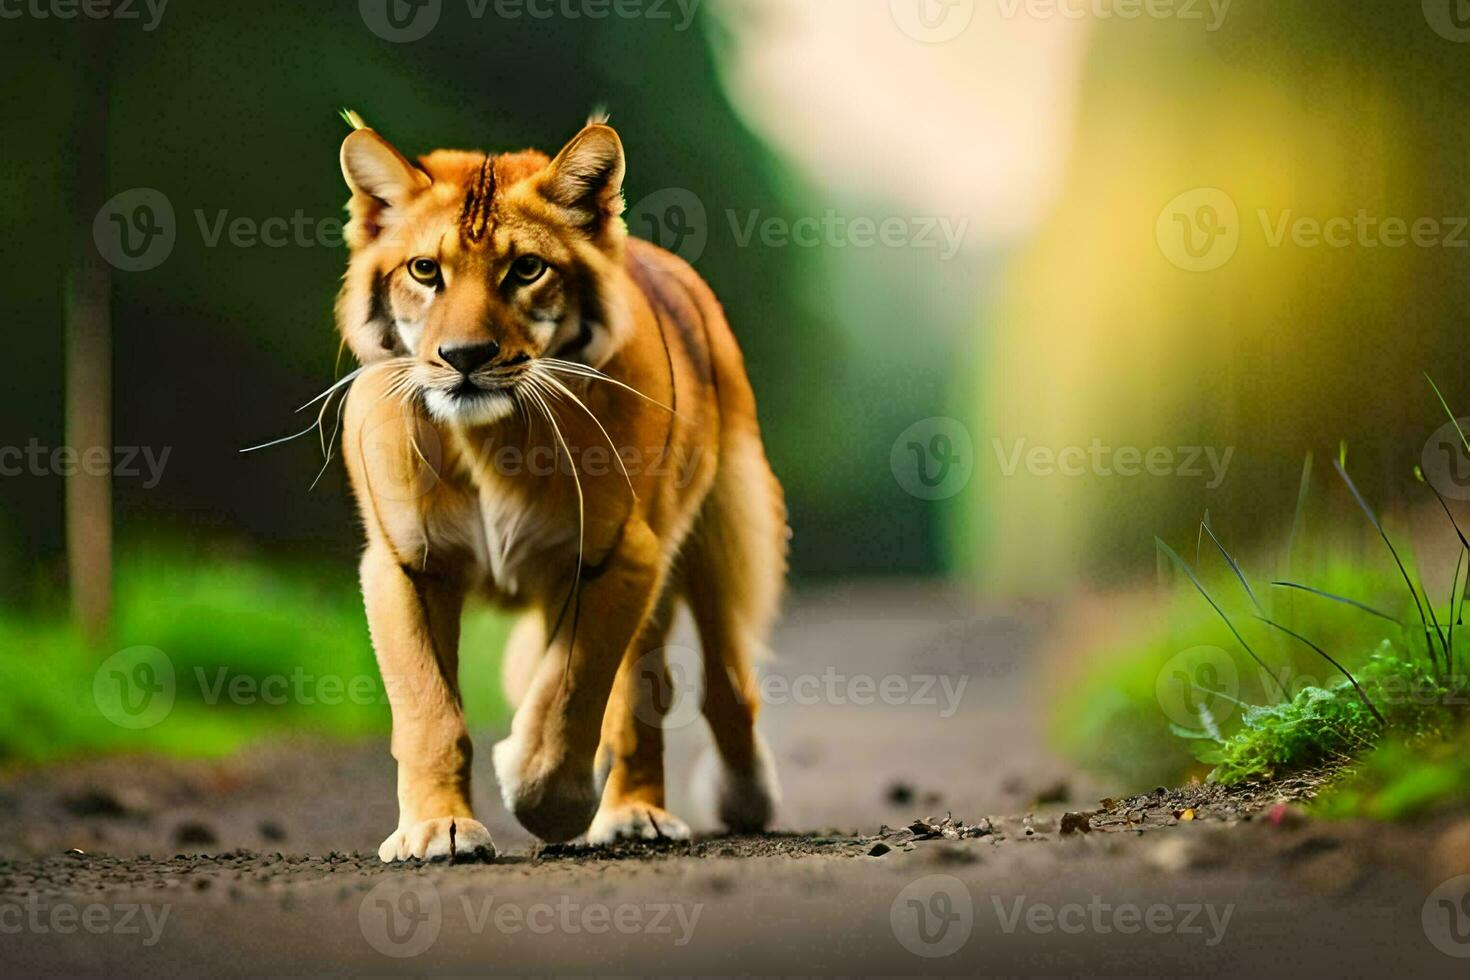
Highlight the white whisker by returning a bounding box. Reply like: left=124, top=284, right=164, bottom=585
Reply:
left=239, top=420, right=324, bottom=454
left=539, top=357, right=681, bottom=418
left=524, top=384, right=586, bottom=648
left=245, top=361, right=395, bottom=454
left=530, top=365, right=636, bottom=500
left=314, top=379, right=339, bottom=459
left=308, top=385, right=351, bottom=491
left=296, top=365, right=367, bottom=414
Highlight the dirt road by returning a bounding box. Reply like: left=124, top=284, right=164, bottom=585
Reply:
left=2, top=584, right=1467, bottom=975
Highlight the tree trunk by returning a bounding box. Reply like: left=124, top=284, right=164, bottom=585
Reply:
left=66, top=20, right=113, bottom=646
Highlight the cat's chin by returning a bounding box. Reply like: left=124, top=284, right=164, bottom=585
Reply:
left=423, top=387, right=517, bottom=427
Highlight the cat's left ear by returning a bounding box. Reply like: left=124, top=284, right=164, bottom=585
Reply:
left=540, top=124, right=625, bottom=229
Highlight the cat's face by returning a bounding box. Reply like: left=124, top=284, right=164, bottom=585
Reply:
left=335, top=118, right=632, bottom=426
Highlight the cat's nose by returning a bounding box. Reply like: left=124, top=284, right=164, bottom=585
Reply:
left=438, top=340, right=501, bottom=376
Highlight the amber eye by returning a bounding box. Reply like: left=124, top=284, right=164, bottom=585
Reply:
left=509, top=255, right=547, bottom=284
left=408, top=257, right=440, bottom=285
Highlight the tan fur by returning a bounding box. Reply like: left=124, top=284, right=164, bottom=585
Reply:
left=333, top=116, right=787, bottom=857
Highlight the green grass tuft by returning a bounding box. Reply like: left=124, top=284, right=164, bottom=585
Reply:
left=1198, top=650, right=1455, bottom=783
left=0, top=547, right=511, bottom=765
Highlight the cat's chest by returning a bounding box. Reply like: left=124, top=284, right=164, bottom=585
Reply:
left=473, top=490, right=575, bottom=597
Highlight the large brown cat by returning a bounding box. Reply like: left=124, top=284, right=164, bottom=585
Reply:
left=333, top=113, right=786, bottom=860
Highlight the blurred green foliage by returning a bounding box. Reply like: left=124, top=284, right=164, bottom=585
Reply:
left=1317, top=728, right=1470, bottom=821
left=0, top=548, right=509, bottom=763
left=970, top=1, right=1470, bottom=587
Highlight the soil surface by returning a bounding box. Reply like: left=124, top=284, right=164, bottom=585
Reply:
left=2, top=583, right=1468, bottom=976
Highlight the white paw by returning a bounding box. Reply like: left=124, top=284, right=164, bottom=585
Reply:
left=492, top=733, right=599, bottom=842
left=377, top=817, right=496, bottom=863
left=587, top=804, right=692, bottom=845
left=691, top=735, right=781, bottom=833
left=492, top=733, right=528, bottom=812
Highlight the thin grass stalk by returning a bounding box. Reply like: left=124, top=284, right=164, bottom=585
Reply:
left=1254, top=616, right=1385, bottom=725
left=1156, top=537, right=1289, bottom=702
left=1333, top=458, right=1444, bottom=678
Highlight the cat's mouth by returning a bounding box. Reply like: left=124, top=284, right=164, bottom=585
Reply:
left=424, top=377, right=518, bottom=426
left=449, top=378, right=488, bottom=398
left=443, top=366, right=528, bottom=399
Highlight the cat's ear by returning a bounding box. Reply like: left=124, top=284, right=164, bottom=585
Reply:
left=540, top=124, right=625, bottom=229
left=340, top=126, right=431, bottom=209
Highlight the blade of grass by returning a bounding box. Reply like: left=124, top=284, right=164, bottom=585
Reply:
left=1156, top=537, right=1289, bottom=702
left=1426, top=372, right=1470, bottom=456
left=1277, top=451, right=1315, bottom=624
left=1424, top=374, right=1470, bottom=677
left=1449, top=548, right=1464, bottom=679
left=1458, top=548, right=1468, bottom=629
left=1333, top=458, right=1444, bottom=678
left=1269, top=582, right=1402, bottom=625
left=1178, top=683, right=1255, bottom=712
left=1427, top=572, right=1451, bottom=680
left=1415, top=465, right=1470, bottom=553
left=1200, top=519, right=1263, bottom=615
left=1283, top=451, right=1313, bottom=578
left=1254, top=616, right=1385, bottom=725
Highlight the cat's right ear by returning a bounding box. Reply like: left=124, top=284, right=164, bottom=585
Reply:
left=341, top=128, right=431, bottom=208
left=340, top=122, right=430, bottom=248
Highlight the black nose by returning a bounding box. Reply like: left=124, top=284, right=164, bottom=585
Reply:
left=438, top=341, right=501, bottom=376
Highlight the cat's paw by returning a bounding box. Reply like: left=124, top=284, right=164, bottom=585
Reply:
left=691, top=736, right=781, bottom=833
left=377, top=816, right=496, bottom=862
left=586, top=803, right=691, bottom=845
left=493, top=734, right=599, bottom=842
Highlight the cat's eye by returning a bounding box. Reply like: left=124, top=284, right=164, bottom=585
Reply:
left=509, top=255, right=547, bottom=284
left=408, top=257, right=440, bottom=285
